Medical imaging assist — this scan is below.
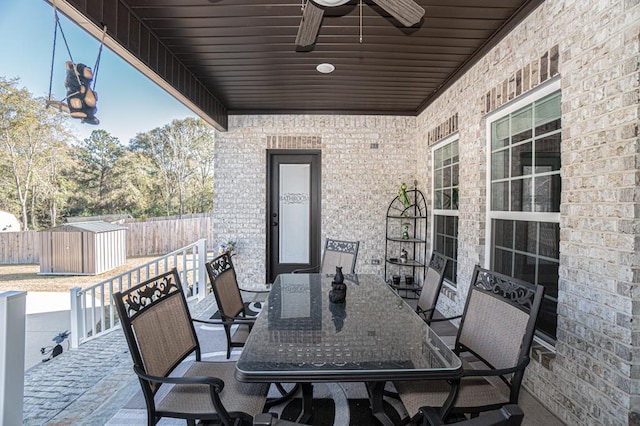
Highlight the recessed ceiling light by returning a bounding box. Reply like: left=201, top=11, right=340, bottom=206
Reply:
left=316, top=63, right=335, bottom=74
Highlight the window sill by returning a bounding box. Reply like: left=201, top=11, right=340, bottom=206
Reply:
left=531, top=342, right=555, bottom=370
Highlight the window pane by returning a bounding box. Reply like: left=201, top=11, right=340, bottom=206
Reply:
left=535, top=92, right=561, bottom=128
left=537, top=297, right=558, bottom=342
left=451, top=141, right=459, bottom=163
left=492, top=150, right=508, bottom=180
left=514, top=221, right=537, bottom=254
left=492, top=182, right=508, bottom=211
left=279, top=164, right=310, bottom=263
left=442, top=144, right=451, bottom=166
left=493, top=248, right=512, bottom=275
left=434, top=148, right=442, bottom=168
left=511, top=106, right=532, bottom=143
left=513, top=253, right=536, bottom=284
left=511, top=142, right=532, bottom=177
left=538, top=260, right=559, bottom=298
left=434, top=190, right=443, bottom=210
left=445, top=216, right=456, bottom=235
left=434, top=169, right=443, bottom=190
left=539, top=223, right=560, bottom=259
left=442, top=189, right=452, bottom=209
left=535, top=136, right=561, bottom=171
left=511, top=178, right=533, bottom=212
left=443, top=165, right=452, bottom=187
left=452, top=163, right=459, bottom=186
left=493, top=117, right=510, bottom=149
left=434, top=215, right=458, bottom=285
left=493, top=219, right=513, bottom=249
left=444, top=236, right=454, bottom=258
left=534, top=174, right=561, bottom=212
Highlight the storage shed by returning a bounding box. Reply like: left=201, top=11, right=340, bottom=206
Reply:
left=39, top=221, right=127, bottom=275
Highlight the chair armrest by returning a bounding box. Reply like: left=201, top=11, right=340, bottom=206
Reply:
left=253, top=413, right=305, bottom=426
left=193, top=316, right=256, bottom=326
left=462, top=357, right=530, bottom=378
left=239, top=288, right=271, bottom=294
left=416, top=307, right=435, bottom=319
left=425, top=314, right=462, bottom=324
left=133, top=365, right=224, bottom=391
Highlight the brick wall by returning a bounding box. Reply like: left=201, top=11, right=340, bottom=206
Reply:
left=415, top=0, right=640, bottom=424
left=214, top=115, right=416, bottom=287
left=213, top=0, right=639, bottom=423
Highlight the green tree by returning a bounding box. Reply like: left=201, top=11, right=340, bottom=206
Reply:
left=73, top=129, right=124, bottom=213
left=131, top=117, right=215, bottom=217
left=0, top=77, right=72, bottom=229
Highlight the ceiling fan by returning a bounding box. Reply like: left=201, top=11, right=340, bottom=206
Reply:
left=295, top=0, right=425, bottom=51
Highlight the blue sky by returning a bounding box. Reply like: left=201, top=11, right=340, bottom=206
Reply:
left=0, top=0, right=197, bottom=144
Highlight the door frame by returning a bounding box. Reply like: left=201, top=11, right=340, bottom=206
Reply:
left=266, top=149, right=321, bottom=283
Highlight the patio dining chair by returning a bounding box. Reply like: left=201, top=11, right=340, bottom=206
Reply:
left=393, top=266, right=544, bottom=423
left=201, top=252, right=269, bottom=359
left=390, top=251, right=448, bottom=322
left=113, top=268, right=270, bottom=426
left=293, top=238, right=360, bottom=274
left=203, top=253, right=300, bottom=405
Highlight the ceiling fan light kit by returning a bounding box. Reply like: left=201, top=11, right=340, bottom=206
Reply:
left=312, top=0, right=351, bottom=6
left=316, top=63, right=336, bottom=73
left=296, top=0, right=426, bottom=51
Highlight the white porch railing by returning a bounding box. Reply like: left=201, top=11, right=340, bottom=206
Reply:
left=69, top=239, right=208, bottom=348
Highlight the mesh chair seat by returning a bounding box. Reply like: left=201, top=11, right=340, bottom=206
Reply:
left=113, top=268, right=272, bottom=425
left=157, top=361, right=268, bottom=416
left=393, top=266, right=544, bottom=422
left=395, top=370, right=510, bottom=416
left=230, top=324, right=252, bottom=345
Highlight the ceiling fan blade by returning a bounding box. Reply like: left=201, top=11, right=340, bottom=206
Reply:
left=371, top=0, right=425, bottom=27
left=295, top=1, right=325, bottom=51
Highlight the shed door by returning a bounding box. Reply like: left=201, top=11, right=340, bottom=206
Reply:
left=52, top=232, right=83, bottom=274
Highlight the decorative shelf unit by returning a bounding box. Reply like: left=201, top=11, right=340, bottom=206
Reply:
left=384, top=186, right=428, bottom=298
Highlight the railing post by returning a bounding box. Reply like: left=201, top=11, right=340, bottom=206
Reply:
left=69, top=287, right=82, bottom=348
left=197, top=238, right=208, bottom=301
left=0, top=291, right=26, bottom=425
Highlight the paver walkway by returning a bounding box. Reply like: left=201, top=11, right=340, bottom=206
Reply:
left=23, top=328, right=137, bottom=425
left=22, top=293, right=215, bottom=425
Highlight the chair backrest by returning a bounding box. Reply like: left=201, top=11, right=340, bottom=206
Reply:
left=416, top=252, right=448, bottom=320
left=456, top=266, right=544, bottom=400
left=113, top=268, right=199, bottom=395
left=319, top=239, right=360, bottom=274
left=206, top=253, right=245, bottom=318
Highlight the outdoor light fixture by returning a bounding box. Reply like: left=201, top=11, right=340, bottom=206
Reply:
left=312, top=0, right=350, bottom=6
left=316, top=63, right=336, bottom=74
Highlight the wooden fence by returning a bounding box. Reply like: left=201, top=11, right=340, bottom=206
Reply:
left=0, top=215, right=215, bottom=264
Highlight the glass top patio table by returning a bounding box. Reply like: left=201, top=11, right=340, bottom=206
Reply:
left=235, top=273, right=462, bottom=383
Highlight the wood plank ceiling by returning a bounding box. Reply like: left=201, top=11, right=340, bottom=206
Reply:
left=56, top=0, right=544, bottom=130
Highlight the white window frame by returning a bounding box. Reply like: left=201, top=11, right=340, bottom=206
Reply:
left=431, top=132, right=459, bottom=289
left=484, top=77, right=561, bottom=265
left=484, top=76, right=561, bottom=348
